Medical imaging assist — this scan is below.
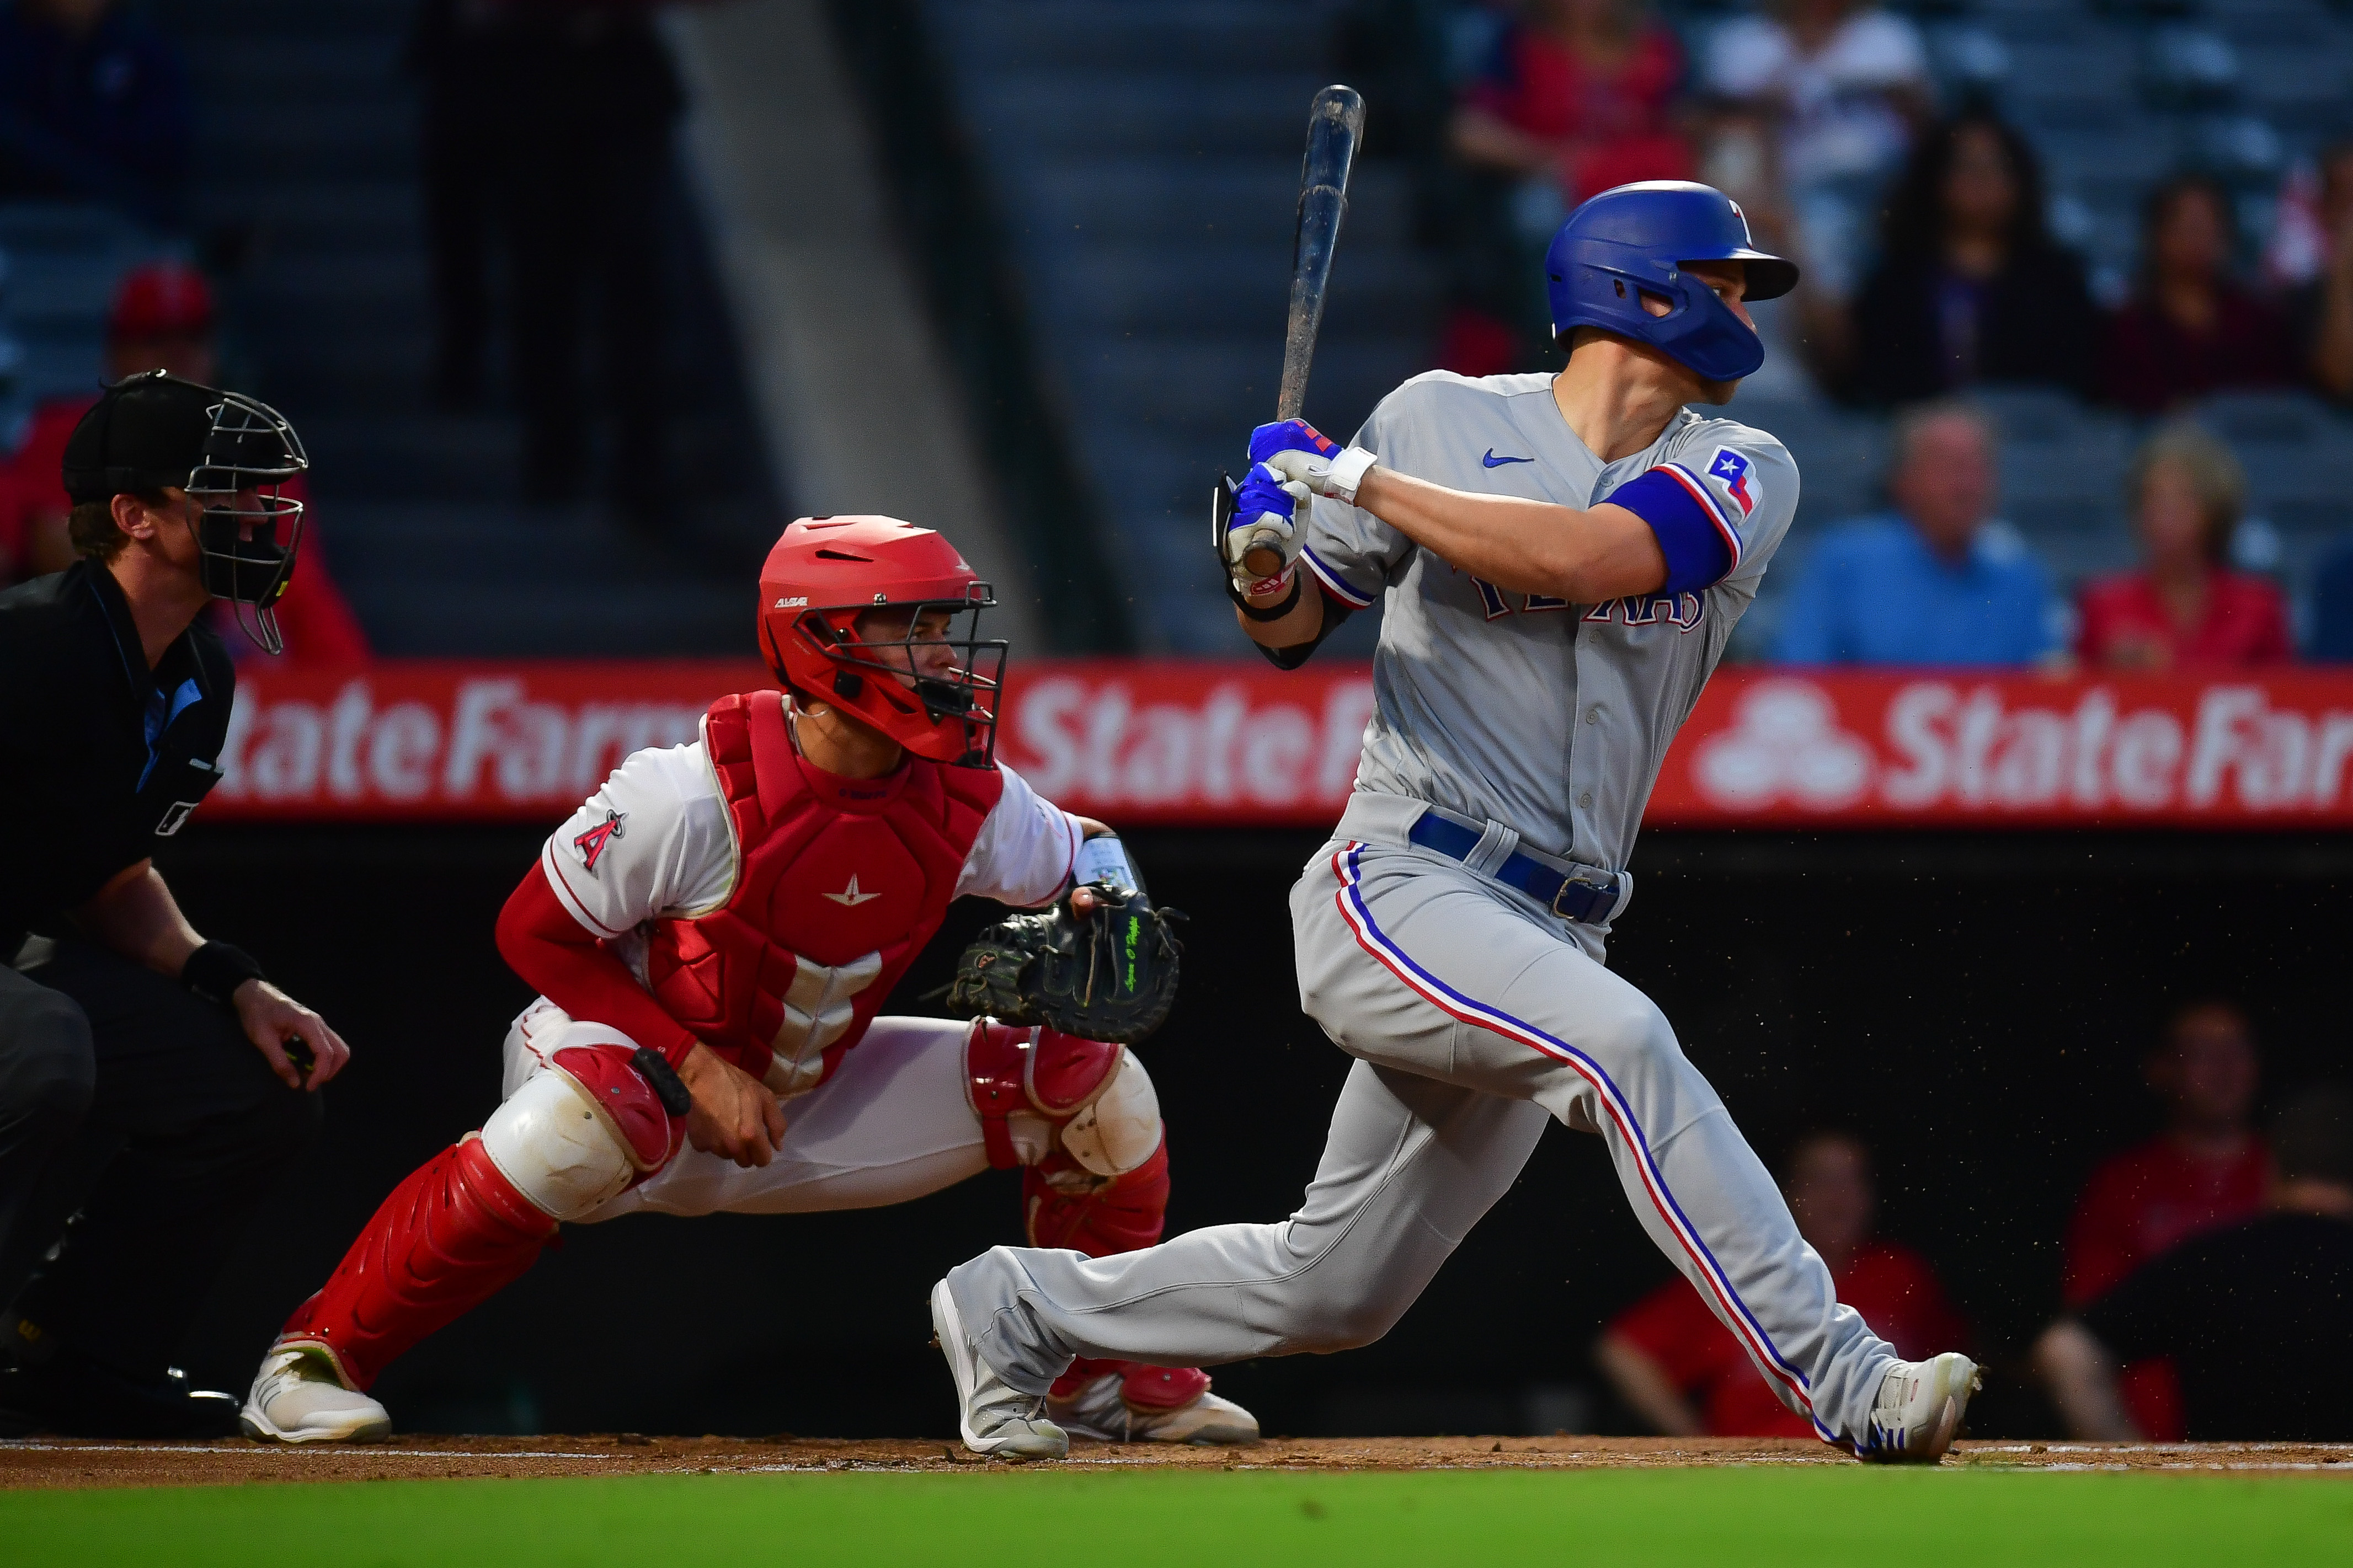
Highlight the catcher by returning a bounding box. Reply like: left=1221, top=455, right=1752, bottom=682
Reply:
left=238, top=516, right=1250, bottom=1451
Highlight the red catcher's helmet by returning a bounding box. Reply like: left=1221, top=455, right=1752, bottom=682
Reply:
left=757, top=516, right=1007, bottom=768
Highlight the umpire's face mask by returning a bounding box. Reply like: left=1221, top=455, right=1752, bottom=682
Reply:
left=194, top=486, right=295, bottom=599
left=186, top=393, right=308, bottom=655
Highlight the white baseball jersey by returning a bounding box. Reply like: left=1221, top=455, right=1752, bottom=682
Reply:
left=1297, top=370, right=1800, bottom=870
left=537, top=742, right=1084, bottom=981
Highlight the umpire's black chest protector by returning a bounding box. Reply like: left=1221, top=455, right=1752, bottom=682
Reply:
left=0, top=561, right=233, bottom=948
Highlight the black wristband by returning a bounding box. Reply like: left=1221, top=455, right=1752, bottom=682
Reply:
left=182, top=941, right=266, bottom=1008
left=1226, top=569, right=1303, bottom=622
left=632, top=1046, right=695, bottom=1117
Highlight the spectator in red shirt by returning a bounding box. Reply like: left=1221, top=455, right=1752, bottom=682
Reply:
left=2098, top=175, right=2299, bottom=416
left=0, top=261, right=370, bottom=662
left=2063, top=999, right=2270, bottom=1441
left=2077, top=423, right=2291, bottom=670
left=1451, top=0, right=1693, bottom=207
left=1595, top=1132, right=1966, bottom=1438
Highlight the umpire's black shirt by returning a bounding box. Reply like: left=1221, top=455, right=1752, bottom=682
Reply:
left=0, top=561, right=233, bottom=952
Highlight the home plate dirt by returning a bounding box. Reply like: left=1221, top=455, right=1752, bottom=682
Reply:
left=4, top=1436, right=2351, bottom=1489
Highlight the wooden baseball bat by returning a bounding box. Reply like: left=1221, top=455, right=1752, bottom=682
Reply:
left=1237, top=83, right=1365, bottom=582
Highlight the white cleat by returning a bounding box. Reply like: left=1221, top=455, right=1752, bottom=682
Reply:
left=239, top=1345, right=392, bottom=1444
left=1856, top=1352, right=1981, bottom=1464
left=930, top=1280, right=1068, bottom=1462
left=1048, top=1369, right=1260, bottom=1446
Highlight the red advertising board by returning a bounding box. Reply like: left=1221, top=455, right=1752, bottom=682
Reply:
left=204, top=660, right=2353, bottom=830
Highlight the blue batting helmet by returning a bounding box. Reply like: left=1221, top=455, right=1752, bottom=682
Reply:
left=1545, top=181, right=1799, bottom=383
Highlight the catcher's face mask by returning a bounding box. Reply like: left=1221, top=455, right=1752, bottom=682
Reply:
left=798, top=590, right=1007, bottom=768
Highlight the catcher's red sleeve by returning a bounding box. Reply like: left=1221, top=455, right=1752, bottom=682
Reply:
left=495, top=863, right=700, bottom=1069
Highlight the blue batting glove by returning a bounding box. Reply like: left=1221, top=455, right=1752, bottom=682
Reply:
left=1220, top=462, right=1310, bottom=589
left=1248, top=417, right=1377, bottom=504
left=1247, top=418, right=1340, bottom=469
left=1234, top=463, right=1302, bottom=534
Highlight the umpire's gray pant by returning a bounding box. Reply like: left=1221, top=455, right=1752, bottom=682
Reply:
left=945, top=826, right=1902, bottom=1446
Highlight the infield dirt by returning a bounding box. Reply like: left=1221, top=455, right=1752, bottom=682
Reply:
left=5, top=1434, right=2349, bottom=1490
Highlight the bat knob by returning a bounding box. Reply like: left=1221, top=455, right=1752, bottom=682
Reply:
left=1240, top=543, right=1290, bottom=580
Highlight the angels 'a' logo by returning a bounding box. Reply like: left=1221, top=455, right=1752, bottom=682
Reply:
left=572, top=809, right=626, bottom=874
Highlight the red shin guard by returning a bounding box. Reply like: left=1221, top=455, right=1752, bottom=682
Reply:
left=275, top=1138, right=558, bottom=1390
left=1049, top=1356, right=1213, bottom=1406
left=1028, top=1141, right=1210, bottom=1408
left=1023, top=1138, right=1169, bottom=1255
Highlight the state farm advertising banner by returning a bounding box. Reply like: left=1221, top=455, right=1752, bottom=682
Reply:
left=203, top=660, right=2353, bottom=830
left=1653, top=672, right=2353, bottom=828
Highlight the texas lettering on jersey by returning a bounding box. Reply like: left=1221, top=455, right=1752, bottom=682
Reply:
left=1471, top=578, right=1705, bottom=631
left=1584, top=591, right=1705, bottom=631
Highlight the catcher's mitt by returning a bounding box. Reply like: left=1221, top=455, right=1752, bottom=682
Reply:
left=940, top=887, right=1185, bottom=1045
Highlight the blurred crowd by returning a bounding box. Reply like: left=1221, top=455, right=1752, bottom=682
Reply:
left=0, top=0, right=696, bottom=652
left=1592, top=1004, right=2353, bottom=1443
left=1383, top=0, right=2353, bottom=413
left=0, top=0, right=370, bottom=660
left=1340, top=0, right=2353, bottom=668
left=410, top=0, right=683, bottom=519
left=1770, top=404, right=2308, bottom=668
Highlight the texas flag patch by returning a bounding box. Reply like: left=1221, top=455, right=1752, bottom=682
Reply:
left=1706, top=447, right=1758, bottom=518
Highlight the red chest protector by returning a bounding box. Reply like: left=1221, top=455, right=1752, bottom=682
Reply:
left=641, top=690, right=1005, bottom=1094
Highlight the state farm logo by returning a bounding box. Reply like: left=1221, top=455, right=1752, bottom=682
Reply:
left=1006, top=675, right=1376, bottom=811
left=216, top=677, right=708, bottom=811
left=1666, top=675, right=2353, bottom=822
left=1692, top=681, right=1873, bottom=808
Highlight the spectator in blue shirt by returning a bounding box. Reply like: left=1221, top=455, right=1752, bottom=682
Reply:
left=0, top=0, right=191, bottom=229
left=1774, top=400, right=2060, bottom=666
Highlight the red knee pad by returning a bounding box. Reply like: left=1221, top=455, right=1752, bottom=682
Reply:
left=967, top=1020, right=1124, bottom=1170
left=1023, top=1138, right=1169, bottom=1256
left=276, top=1137, right=557, bottom=1391
left=550, top=1044, right=682, bottom=1170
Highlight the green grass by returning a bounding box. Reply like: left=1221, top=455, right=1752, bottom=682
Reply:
left=6, top=1467, right=2348, bottom=1567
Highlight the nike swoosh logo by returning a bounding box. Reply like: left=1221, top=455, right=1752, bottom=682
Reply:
left=1482, top=449, right=1535, bottom=468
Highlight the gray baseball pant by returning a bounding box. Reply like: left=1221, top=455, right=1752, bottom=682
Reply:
left=945, top=826, right=1900, bottom=1444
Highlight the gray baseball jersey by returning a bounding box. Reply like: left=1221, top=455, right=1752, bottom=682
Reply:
left=1296, top=370, right=1799, bottom=871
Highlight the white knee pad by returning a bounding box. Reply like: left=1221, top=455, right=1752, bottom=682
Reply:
left=1058, top=1047, right=1162, bottom=1178
left=478, top=1072, right=637, bottom=1221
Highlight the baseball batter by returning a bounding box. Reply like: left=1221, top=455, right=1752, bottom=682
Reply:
left=236, top=517, right=1256, bottom=1449
left=934, top=182, right=1979, bottom=1462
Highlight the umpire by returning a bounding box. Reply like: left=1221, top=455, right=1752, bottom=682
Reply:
left=0, top=371, right=350, bottom=1437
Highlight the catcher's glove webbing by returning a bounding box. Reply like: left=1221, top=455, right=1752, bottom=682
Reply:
left=941, top=884, right=1184, bottom=1046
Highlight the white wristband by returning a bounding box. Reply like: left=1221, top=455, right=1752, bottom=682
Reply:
left=1072, top=834, right=1139, bottom=893
left=1325, top=445, right=1378, bottom=503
